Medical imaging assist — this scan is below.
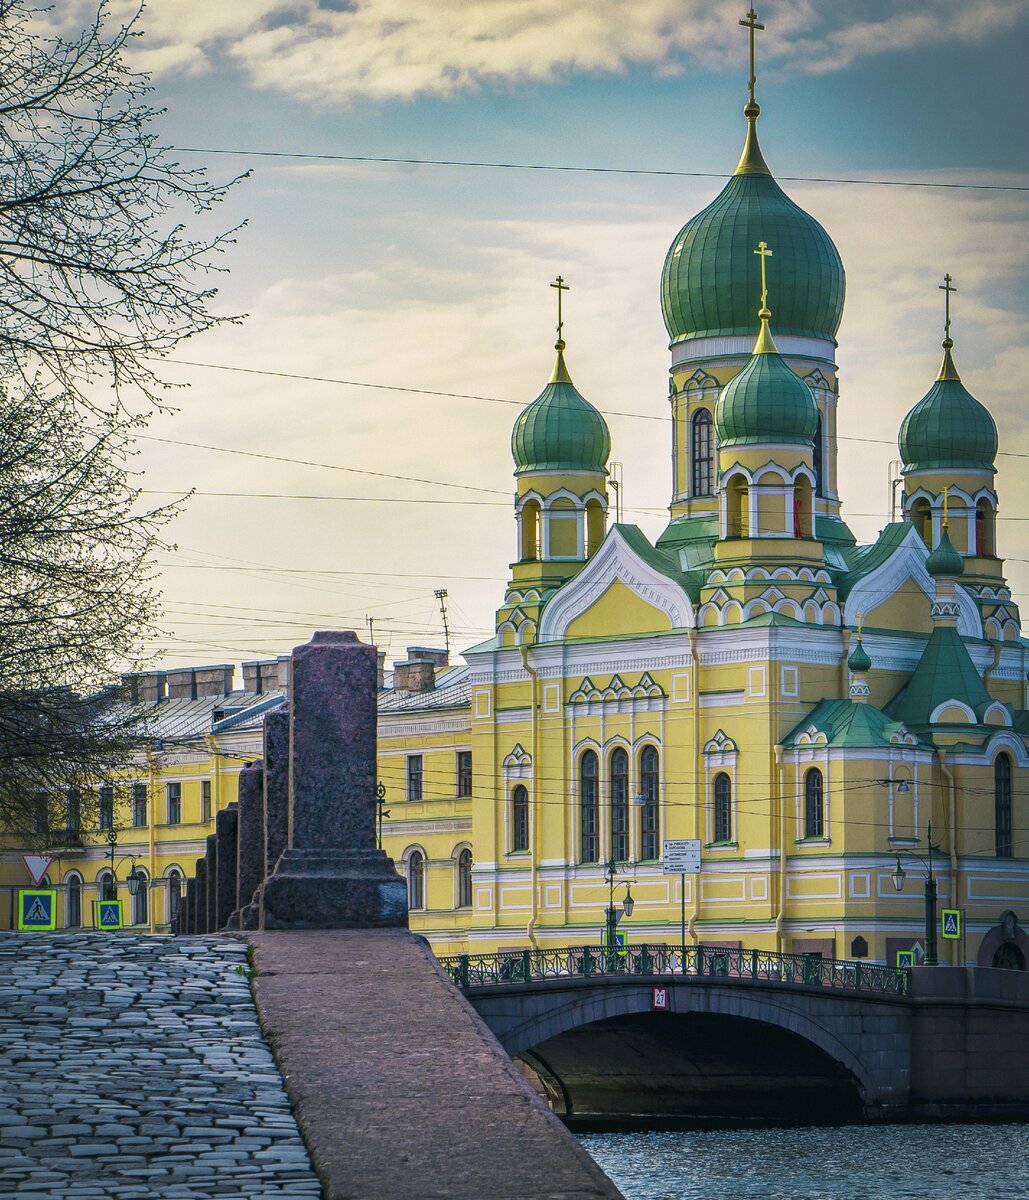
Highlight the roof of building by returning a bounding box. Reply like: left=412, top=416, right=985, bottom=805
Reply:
left=511, top=346, right=610, bottom=475
left=926, top=527, right=964, bottom=578
left=377, top=664, right=471, bottom=713
left=783, top=698, right=931, bottom=750
left=898, top=341, right=997, bottom=473
left=886, top=625, right=991, bottom=726
left=144, top=690, right=286, bottom=745
left=715, top=321, right=819, bottom=446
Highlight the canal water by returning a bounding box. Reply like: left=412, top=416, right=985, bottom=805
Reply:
left=579, top=1123, right=1029, bottom=1199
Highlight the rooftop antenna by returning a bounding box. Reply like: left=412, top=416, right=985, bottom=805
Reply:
left=366, top=615, right=375, bottom=646
left=434, top=588, right=450, bottom=658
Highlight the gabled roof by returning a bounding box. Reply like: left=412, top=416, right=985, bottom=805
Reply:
left=886, top=626, right=991, bottom=726
left=836, top=522, right=912, bottom=597
left=377, top=664, right=471, bottom=714
left=782, top=698, right=930, bottom=750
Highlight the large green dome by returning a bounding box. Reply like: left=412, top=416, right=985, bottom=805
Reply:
left=715, top=321, right=818, bottom=447
left=512, top=347, right=610, bottom=475
left=899, top=342, right=997, bottom=473
left=661, top=115, right=845, bottom=344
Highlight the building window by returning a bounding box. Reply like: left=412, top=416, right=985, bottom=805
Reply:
left=407, top=755, right=423, bottom=802
left=98, top=786, right=114, bottom=831
left=804, top=768, right=824, bottom=838
left=814, top=410, right=824, bottom=497
left=131, top=783, right=147, bottom=828
left=457, top=751, right=473, bottom=798
left=132, top=872, right=149, bottom=926
left=457, top=849, right=472, bottom=908
left=168, top=871, right=182, bottom=925
left=691, top=409, right=713, bottom=497
left=580, top=750, right=599, bottom=863
left=511, top=785, right=529, bottom=852
left=166, top=782, right=181, bottom=825
left=66, top=789, right=81, bottom=835
left=66, top=875, right=82, bottom=928
left=639, top=746, right=660, bottom=861
left=610, top=747, right=629, bottom=862
left=910, top=498, right=932, bottom=547
left=713, top=773, right=732, bottom=843
left=996, top=753, right=1012, bottom=858
left=97, top=869, right=115, bottom=902
left=407, top=850, right=425, bottom=911
left=201, top=779, right=212, bottom=823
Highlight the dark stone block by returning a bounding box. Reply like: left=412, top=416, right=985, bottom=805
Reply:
left=215, top=804, right=239, bottom=931
left=264, top=709, right=289, bottom=877
left=205, top=834, right=218, bottom=933
left=193, top=860, right=207, bottom=934
left=261, top=849, right=408, bottom=930
left=230, top=762, right=265, bottom=930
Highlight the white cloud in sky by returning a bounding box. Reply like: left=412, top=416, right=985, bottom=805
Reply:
left=89, top=0, right=1029, bottom=104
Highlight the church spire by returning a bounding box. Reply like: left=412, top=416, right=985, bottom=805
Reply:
left=734, top=7, right=770, bottom=176
left=549, top=275, right=572, bottom=383
left=752, top=240, right=778, bottom=354
left=937, top=272, right=960, bottom=381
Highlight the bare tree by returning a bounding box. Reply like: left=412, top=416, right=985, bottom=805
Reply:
left=0, top=0, right=245, bottom=412
left=0, top=1, right=244, bottom=841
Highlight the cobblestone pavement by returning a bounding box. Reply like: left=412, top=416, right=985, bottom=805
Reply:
left=0, top=933, right=323, bottom=1200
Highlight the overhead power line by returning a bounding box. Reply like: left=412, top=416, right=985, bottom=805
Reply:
left=173, top=145, right=1029, bottom=193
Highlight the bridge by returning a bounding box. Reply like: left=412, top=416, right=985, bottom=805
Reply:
left=439, top=944, right=1029, bottom=1126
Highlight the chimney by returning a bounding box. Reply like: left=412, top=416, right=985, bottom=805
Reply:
left=377, top=651, right=386, bottom=690
left=392, top=660, right=436, bottom=693
left=165, top=668, right=196, bottom=701
left=405, top=646, right=449, bottom=669
left=194, top=665, right=234, bottom=698
left=242, top=659, right=283, bottom=695
left=135, top=671, right=167, bottom=703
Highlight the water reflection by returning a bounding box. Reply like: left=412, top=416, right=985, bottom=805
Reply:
left=579, top=1123, right=1029, bottom=1200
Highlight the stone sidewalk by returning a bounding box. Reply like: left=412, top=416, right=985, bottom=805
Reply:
left=0, top=933, right=323, bottom=1200
left=249, top=928, right=624, bottom=1200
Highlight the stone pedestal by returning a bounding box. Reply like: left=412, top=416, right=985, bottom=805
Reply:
left=215, top=804, right=239, bottom=931
left=264, top=708, right=290, bottom=877
left=260, top=630, right=406, bottom=930
left=204, top=834, right=218, bottom=933
left=182, top=880, right=195, bottom=935
left=194, top=860, right=207, bottom=934
left=233, top=762, right=265, bottom=931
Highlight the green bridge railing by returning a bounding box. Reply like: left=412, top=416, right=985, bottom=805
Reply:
left=438, top=943, right=909, bottom=997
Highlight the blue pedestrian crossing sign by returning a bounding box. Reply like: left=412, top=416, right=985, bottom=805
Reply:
left=941, top=909, right=962, bottom=939
left=94, top=899, right=124, bottom=930
left=17, top=890, right=56, bottom=931
left=896, top=950, right=916, bottom=969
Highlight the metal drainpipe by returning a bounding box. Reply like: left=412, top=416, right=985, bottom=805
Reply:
left=688, top=628, right=700, bottom=944
left=520, top=644, right=540, bottom=949
left=939, top=755, right=959, bottom=965
left=775, top=745, right=786, bottom=951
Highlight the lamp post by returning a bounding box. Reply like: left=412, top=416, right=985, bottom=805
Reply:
left=891, top=819, right=943, bottom=966
left=603, top=857, right=634, bottom=969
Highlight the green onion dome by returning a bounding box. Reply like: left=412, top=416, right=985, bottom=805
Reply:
left=848, top=639, right=872, bottom=673
left=926, top=527, right=965, bottom=578
left=899, top=340, right=998, bottom=472
left=715, top=315, right=818, bottom=447
left=512, top=345, right=610, bottom=475
left=661, top=109, right=845, bottom=344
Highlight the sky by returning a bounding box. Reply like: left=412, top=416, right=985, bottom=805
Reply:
left=76, top=0, right=1029, bottom=673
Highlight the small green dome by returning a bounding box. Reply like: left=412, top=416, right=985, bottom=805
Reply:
left=715, top=322, right=818, bottom=447
left=512, top=347, right=610, bottom=475
left=899, top=342, right=997, bottom=472
left=661, top=116, right=845, bottom=344
left=926, top=527, right=964, bottom=578
left=848, top=639, right=872, bottom=673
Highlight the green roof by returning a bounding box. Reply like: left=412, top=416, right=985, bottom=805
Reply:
left=715, top=334, right=818, bottom=446
left=512, top=348, right=610, bottom=475
left=887, top=626, right=991, bottom=726
left=926, top=528, right=964, bottom=578
left=898, top=343, right=997, bottom=473
left=660, top=121, right=844, bottom=344
left=847, top=639, right=872, bottom=672
left=782, top=699, right=930, bottom=750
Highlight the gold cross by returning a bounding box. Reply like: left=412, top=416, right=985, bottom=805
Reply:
left=942, top=485, right=950, bottom=530
left=739, top=7, right=765, bottom=105
left=550, top=275, right=569, bottom=343
left=754, top=241, right=772, bottom=313
left=939, top=273, right=957, bottom=341
left=856, top=610, right=864, bottom=640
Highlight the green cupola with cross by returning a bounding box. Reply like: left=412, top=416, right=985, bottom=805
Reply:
left=500, top=278, right=611, bottom=644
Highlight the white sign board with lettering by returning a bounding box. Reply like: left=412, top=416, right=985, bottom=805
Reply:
left=661, top=839, right=701, bottom=874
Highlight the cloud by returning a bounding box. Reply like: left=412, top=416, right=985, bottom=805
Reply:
left=89, top=0, right=1029, bottom=105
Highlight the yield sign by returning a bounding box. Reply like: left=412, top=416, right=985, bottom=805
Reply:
left=22, top=854, right=53, bottom=886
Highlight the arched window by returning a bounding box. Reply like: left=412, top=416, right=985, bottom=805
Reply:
left=580, top=751, right=599, bottom=863
left=610, top=747, right=629, bottom=861
left=691, top=409, right=713, bottom=497
left=713, top=773, right=732, bottom=843
left=813, top=410, right=825, bottom=497
left=794, top=476, right=813, bottom=538
left=97, top=869, right=115, bottom=902
left=727, top=476, right=749, bottom=538
left=457, top=849, right=473, bottom=908
left=804, top=768, right=824, bottom=839
left=168, top=871, right=183, bottom=926
left=520, top=500, right=541, bottom=561
left=407, top=850, right=425, bottom=911
left=66, top=874, right=82, bottom=928
left=910, top=498, right=932, bottom=547
left=511, top=785, right=529, bottom=852
left=585, top=500, right=605, bottom=558
left=132, top=871, right=149, bottom=927
left=996, top=753, right=1012, bottom=858
left=976, top=499, right=996, bottom=557
left=639, top=746, right=660, bottom=861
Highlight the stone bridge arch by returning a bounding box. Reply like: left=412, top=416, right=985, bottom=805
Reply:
left=467, top=976, right=913, bottom=1122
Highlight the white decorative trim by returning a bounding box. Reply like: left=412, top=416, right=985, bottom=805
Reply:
left=929, top=699, right=976, bottom=724
left=537, top=526, right=695, bottom=640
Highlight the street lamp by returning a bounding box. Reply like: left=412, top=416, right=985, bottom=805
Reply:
left=891, top=819, right=943, bottom=966
left=603, top=857, right=634, bottom=967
